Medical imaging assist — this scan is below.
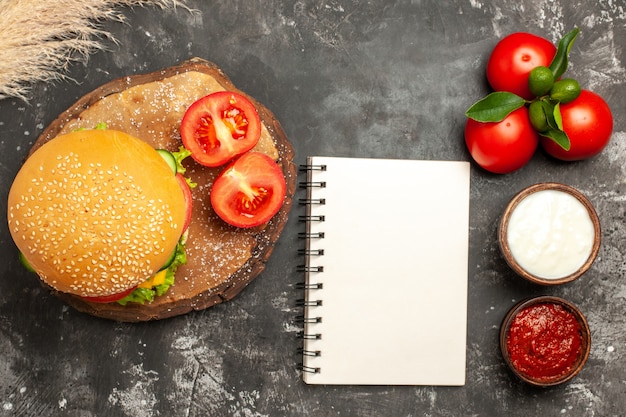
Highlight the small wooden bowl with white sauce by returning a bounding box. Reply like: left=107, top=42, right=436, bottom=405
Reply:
left=498, top=183, right=601, bottom=286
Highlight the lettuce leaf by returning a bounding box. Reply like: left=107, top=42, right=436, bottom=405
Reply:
left=117, top=238, right=187, bottom=306
left=172, top=147, right=197, bottom=189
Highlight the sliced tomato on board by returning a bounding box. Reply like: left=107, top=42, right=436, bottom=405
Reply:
left=82, top=286, right=136, bottom=304
left=211, top=152, right=286, bottom=228
left=180, top=91, right=262, bottom=167
left=175, top=173, right=193, bottom=233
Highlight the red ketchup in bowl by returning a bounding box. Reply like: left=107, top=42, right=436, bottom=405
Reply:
left=506, top=302, right=582, bottom=383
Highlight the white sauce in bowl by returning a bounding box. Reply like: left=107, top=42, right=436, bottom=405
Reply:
left=506, top=189, right=595, bottom=279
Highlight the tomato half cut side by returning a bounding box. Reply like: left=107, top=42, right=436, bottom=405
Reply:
left=211, top=152, right=287, bottom=228
left=82, top=286, right=136, bottom=303
left=180, top=91, right=262, bottom=167
left=176, top=173, right=193, bottom=233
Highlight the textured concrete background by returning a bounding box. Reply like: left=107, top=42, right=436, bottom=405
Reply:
left=0, top=1, right=625, bottom=416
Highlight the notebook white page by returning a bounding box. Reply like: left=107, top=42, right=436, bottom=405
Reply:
left=301, top=156, right=470, bottom=385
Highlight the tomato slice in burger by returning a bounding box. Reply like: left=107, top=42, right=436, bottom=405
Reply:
left=211, top=152, right=286, bottom=228
left=175, top=173, right=193, bottom=233
left=82, top=286, right=136, bottom=304
left=180, top=91, right=262, bottom=167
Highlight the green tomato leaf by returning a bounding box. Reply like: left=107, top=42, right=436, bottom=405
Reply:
left=552, top=102, right=563, bottom=131
left=537, top=99, right=559, bottom=130
left=537, top=100, right=570, bottom=150
left=549, top=28, right=580, bottom=80
left=465, top=92, right=526, bottom=122
left=541, top=128, right=571, bottom=151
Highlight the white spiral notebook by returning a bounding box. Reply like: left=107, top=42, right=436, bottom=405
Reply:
left=299, top=156, right=470, bottom=386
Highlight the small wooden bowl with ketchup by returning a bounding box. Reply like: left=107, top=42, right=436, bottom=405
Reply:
left=498, top=182, right=601, bottom=286
left=500, top=296, right=591, bottom=387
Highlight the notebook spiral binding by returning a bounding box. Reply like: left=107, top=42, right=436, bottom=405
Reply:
left=297, top=163, right=327, bottom=374
left=294, top=282, right=323, bottom=290
left=299, top=164, right=327, bottom=172
left=298, top=347, right=322, bottom=357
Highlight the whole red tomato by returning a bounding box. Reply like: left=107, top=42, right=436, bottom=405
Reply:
left=465, top=107, right=539, bottom=174
left=540, top=90, right=613, bottom=161
left=486, top=32, right=556, bottom=100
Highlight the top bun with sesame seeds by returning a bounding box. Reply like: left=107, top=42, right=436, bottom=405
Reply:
left=8, top=129, right=188, bottom=298
left=9, top=58, right=296, bottom=322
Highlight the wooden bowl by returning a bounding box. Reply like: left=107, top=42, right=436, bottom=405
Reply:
left=500, top=296, right=591, bottom=387
left=498, top=182, right=601, bottom=285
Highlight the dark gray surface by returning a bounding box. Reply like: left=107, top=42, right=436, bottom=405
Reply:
left=1, top=1, right=625, bottom=416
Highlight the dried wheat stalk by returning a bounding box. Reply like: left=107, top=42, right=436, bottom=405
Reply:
left=0, top=0, right=192, bottom=101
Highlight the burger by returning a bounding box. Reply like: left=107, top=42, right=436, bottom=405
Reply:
left=8, top=128, right=192, bottom=305
left=7, top=58, right=296, bottom=322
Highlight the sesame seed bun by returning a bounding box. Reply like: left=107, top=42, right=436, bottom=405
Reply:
left=17, top=58, right=296, bottom=321
left=8, top=129, right=186, bottom=298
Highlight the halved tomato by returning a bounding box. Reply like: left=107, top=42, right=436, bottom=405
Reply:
left=180, top=91, right=262, bottom=167
left=211, top=152, right=286, bottom=228
left=175, top=173, right=193, bottom=233
left=82, top=286, right=136, bottom=303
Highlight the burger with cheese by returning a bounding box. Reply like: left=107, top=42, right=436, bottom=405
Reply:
left=8, top=128, right=193, bottom=305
